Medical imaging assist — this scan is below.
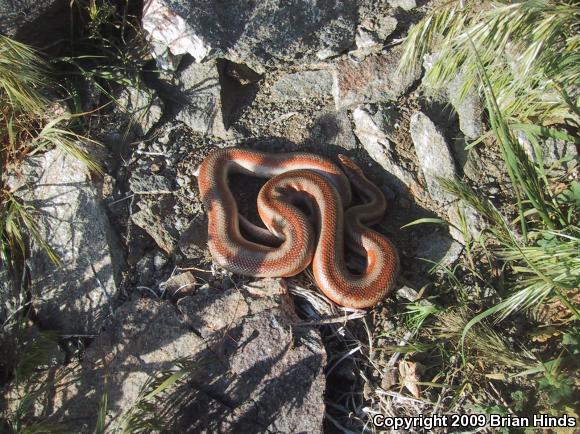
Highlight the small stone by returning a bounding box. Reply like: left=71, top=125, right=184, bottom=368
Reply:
left=129, top=171, right=172, bottom=194
left=381, top=366, right=399, bottom=390
left=162, top=271, right=196, bottom=299
left=153, top=251, right=168, bottom=270
left=447, top=203, right=488, bottom=244
left=397, top=286, right=420, bottom=302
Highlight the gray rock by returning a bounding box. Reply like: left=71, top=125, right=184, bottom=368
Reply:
left=388, top=0, right=416, bottom=11
left=128, top=171, right=172, bottom=194
left=447, top=202, right=488, bottom=244
left=396, top=286, right=420, bottom=302
left=176, top=278, right=327, bottom=433
left=117, top=86, right=164, bottom=136
left=161, top=271, right=196, bottom=300
left=270, top=70, right=334, bottom=101
left=0, top=269, right=15, bottom=326
left=310, top=108, right=358, bottom=150
left=131, top=196, right=179, bottom=254
left=37, top=279, right=326, bottom=433
left=352, top=106, right=420, bottom=193
left=415, top=232, right=463, bottom=269
left=20, top=149, right=123, bottom=334
left=543, top=137, right=578, bottom=170
left=409, top=111, right=458, bottom=204
left=35, top=298, right=205, bottom=432
left=0, top=0, right=68, bottom=39
left=451, top=137, right=485, bottom=181
left=179, top=215, right=209, bottom=257
left=351, top=16, right=398, bottom=58
left=173, top=60, right=230, bottom=139
left=446, top=74, right=484, bottom=140
left=143, top=0, right=358, bottom=72
left=333, top=46, right=421, bottom=109
left=422, top=53, right=484, bottom=140
left=518, top=133, right=578, bottom=173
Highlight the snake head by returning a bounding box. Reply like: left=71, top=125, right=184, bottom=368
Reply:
left=337, top=154, right=364, bottom=177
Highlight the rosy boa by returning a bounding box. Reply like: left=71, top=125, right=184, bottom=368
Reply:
left=197, top=147, right=399, bottom=308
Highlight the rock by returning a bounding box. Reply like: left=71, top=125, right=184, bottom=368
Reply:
left=131, top=196, right=179, bottom=254
left=128, top=170, right=172, bottom=194
left=176, top=278, right=326, bottom=433
left=142, top=0, right=358, bottom=72
left=451, top=137, right=484, bottom=181
left=179, top=215, right=209, bottom=257
left=396, top=286, right=420, bottom=302
left=351, top=16, right=398, bottom=58
left=352, top=105, right=420, bottom=193
left=35, top=279, right=326, bottom=432
left=518, top=133, right=578, bottom=173
left=310, top=108, right=358, bottom=150
left=31, top=298, right=206, bottom=431
left=135, top=252, right=156, bottom=287
left=0, top=269, right=15, bottom=326
left=543, top=137, right=578, bottom=170
left=447, top=203, right=488, bottom=244
left=270, top=70, right=334, bottom=101
left=20, top=149, right=123, bottom=334
left=117, top=86, right=164, bottom=136
left=142, top=0, right=211, bottom=65
left=409, top=111, right=458, bottom=204
left=388, top=0, right=416, bottom=11
left=422, top=53, right=484, bottom=140
left=446, top=74, right=484, bottom=140
left=0, top=0, right=70, bottom=42
left=161, top=271, right=196, bottom=300
left=173, top=60, right=230, bottom=139
left=333, top=46, right=421, bottom=109
left=415, top=232, right=463, bottom=269
left=153, top=250, right=168, bottom=270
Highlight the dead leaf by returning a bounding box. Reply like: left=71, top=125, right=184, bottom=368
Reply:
left=399, top=360, right=421, bottom=398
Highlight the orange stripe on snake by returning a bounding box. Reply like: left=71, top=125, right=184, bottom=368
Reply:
left=196, top=147, right=399, bottom=308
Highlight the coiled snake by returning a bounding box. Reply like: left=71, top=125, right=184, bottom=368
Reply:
left=197, top=147, right=399, bottom=308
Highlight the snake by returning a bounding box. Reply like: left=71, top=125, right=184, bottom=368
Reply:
left=196, top=147, right=399, bottom=308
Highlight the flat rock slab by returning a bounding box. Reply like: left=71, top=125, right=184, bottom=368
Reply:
left=21, top=148, right=123, bottom=335
left=333, top=47, right=421, bottom=109
left=175, top=278, right=327, bottom=433
left=143, top=0, right=359, bottom=71
left=34, top=279, right=326, bottom=433
left=270, top=70, right=334, bottom=101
